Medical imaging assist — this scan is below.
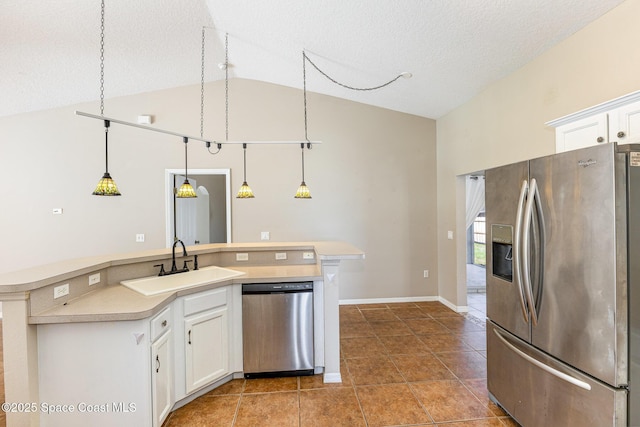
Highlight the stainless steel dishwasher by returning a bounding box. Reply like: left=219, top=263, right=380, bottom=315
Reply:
left=242, top=282, right=314, bottom=378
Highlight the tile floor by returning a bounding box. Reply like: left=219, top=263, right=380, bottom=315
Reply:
left=162, top=301, right=518, bottom=426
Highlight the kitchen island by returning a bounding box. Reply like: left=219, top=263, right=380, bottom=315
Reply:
left=0, top=241, right=363, bottom=427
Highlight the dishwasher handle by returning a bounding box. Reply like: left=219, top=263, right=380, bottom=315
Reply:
left=242, top=282, right=313, bottom=294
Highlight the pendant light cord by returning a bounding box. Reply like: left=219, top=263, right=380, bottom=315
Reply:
left=242, top=143, right=248, bottom=181
left=183, top=137, right=189, bottom=180
left=300, top=143, right=305, bottom=182
left=104, top=120, right=110, bottom=173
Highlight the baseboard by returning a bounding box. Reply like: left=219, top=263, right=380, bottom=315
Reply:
left=323, top=372, right=342, bottom=383
left=339, top=296, right=439, bottom=305
left=340, top=295, right=469, bottom=314
left=437, top=296, right=468, bottom=313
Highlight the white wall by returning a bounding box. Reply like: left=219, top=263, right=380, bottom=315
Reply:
left=436, top=0, right=640, bottom=306
left=0, top=79, right=437, bottom=300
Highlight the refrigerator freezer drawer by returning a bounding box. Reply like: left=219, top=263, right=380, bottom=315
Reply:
left=487, top=321, right=627, bottom=426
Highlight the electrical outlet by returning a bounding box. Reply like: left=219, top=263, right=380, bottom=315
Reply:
left=89, top=273, right=101, bottom=285
left=447, top=230, right=454, bottom=240
left=302, top=252, right=315, bottom=260
left=423, top=270, right=429, bottom=278
left=236, top=253, right=249, bottom=261
left=275, top=252, right=287, bottom=260
left=136, top=234, right=145, bottom=243
left=54, top=284, right=69, bottom=299
left=261, top=231, right=270, bottom=241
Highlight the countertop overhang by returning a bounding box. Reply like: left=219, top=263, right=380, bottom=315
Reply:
left=0, top=241, right=364, bottom=293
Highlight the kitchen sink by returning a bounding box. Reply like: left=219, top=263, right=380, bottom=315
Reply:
left=121, top=266, right=245, bottom=296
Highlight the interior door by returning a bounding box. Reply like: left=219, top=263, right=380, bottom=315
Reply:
left=529, top=143, right=627, bottom=387
left=485, top=161, right=530, bottom=342
left=195, top=186, right=210, bottom=245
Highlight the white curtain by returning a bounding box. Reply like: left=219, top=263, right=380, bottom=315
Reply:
left=466, top=176, right=485, bottom=230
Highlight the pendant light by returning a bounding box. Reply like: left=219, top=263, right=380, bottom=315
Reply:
left=236, top=143, right=255, bottom=198
left=176, top=137, right=197, bottom=198
left=92, top=0, right=120, bottom=196
left=295, top=143, right=312, bottom=199
left=295, top=51, right=312, bottom=199
left=92, top=120, right=121, bottom=195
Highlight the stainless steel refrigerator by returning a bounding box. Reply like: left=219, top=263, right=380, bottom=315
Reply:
left=485, top=143, right=640, bottom=426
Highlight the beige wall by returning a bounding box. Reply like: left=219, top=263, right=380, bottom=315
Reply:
left=0, top=79, right=437, bottom=300
left=436, top=0, right=640, bottom=306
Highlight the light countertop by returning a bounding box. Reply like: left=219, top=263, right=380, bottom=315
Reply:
left=29, top=264, right=323, bottom=324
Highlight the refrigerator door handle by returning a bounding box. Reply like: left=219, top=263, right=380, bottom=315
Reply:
left=493, top=328, right=592, bottom=391
left=522, top=178, right=539, bottom=326
left=513, top=180, right=529, bottom=323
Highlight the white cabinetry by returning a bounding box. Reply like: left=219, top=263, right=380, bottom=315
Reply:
left=548, top=91, right=640, bottom=153
left=150, top=306, right=174, bottom=427
left=554, top=113, right=608, bottom=152
left=37, top=306, right=174, bottom=427
left=174, top=287, right=232, bottom=400
left=184, top=306, right=228, bottom=393
left=609, top=101, right=640, bottom=145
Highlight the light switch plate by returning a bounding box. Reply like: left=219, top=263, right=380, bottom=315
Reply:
left=302, top=252, right=315, bottom=260
left=261, top=231, right=270, bottom=241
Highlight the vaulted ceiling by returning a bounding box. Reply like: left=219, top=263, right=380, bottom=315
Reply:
left=1, top=0, right=625, bottom=119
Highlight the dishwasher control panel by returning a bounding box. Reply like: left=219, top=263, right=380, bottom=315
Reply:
left=242, top=282, right=313, bottom=294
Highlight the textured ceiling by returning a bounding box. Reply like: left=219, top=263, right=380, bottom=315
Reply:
left=0, top=0, right=625, bottom=119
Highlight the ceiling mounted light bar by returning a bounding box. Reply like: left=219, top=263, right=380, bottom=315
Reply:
left=75, top=110, right=321, bottom=146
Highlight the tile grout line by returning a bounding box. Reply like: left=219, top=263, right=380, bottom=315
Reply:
left=357, top=304, right=501, bottom=425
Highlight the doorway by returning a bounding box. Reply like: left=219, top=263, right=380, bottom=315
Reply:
left=465, top=174, right=486, bottom=320
left=165, top=169, right=231, bottom=248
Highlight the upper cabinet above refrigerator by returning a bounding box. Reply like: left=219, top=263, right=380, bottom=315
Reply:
left=547, top=90, right=640, bottom=153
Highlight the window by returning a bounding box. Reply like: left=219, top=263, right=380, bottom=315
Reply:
left=472, top=212, right=486, bottom=266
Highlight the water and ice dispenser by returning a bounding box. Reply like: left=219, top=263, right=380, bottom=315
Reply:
left=491, top=224, right=513, bottom=282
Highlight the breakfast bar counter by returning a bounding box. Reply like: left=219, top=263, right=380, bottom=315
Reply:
left=0, top=241, right=363, bottom=427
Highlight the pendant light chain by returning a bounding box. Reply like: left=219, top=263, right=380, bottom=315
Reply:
left=99, top=0, right=105, bottom=116
left=303, top=52, right=405, bottom=92
left=303, top=51, right=309, bottom=142
left=200, top=27, right=205, bottom=139
left=225, top=32, right=229, bottom=142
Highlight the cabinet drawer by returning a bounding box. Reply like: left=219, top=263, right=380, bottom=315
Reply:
left=183, top=288, right=227, bottom=316
left=150, top=306, right=172, bottom=342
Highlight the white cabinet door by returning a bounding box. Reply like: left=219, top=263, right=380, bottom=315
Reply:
left=609, top=99, right=640, bottom=145
left=184, top=306, right=229, bottom=393
left=151, top=329, right=173, bottom=427
left=555, top=113, right=608, bottom=152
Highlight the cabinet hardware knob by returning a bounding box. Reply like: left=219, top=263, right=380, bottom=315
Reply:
left=156, top=355, right=160, bottom=373
left=618, top=131, right=626, bottom=138
left=161, top=320, right=167, bottom=328
left=597, top=136, right=605, bottom=143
